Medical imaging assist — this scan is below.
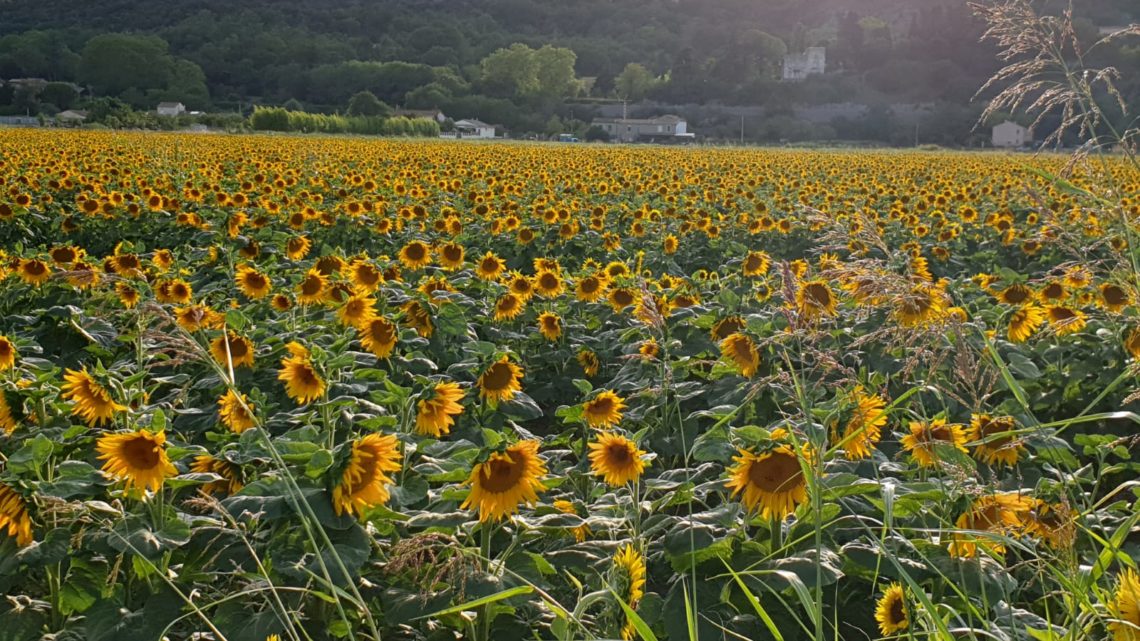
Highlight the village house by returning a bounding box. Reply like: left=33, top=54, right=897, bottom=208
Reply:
left=591, top=114, right=689, bottom=143
left=156, top=102, right=186, bottom=117
left=453, top=118, right=497, bottom=138
left=992, top=120, right=1032, bottom=148
left=56, top=110, right=88, bottom=124
left=782, top=47, right=826, bottom=81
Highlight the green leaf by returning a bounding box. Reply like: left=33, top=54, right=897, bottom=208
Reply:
left=415, top=585, right=533, bottom=619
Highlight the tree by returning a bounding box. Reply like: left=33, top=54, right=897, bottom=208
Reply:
left=480, top=43, right=539, bottom=98
left=615, top=63, right=655, bottom=102
left=584, top=124, right=610, bottom=141
left=347, top=90, right=390, bottom=117
left=533, top=45, right=579, bottom=98
left=39, top=82, right=78, bottom=110
left=79, top=34, right=173, bottom=98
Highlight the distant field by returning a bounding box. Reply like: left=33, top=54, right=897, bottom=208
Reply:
left=0, top=130, right=1138, bottom=641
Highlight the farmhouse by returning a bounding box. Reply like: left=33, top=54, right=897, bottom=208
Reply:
left=591, top=114, right=689, bottom=143
left=782, top=47, right=826, bottom=81
left=156, top=102, right=186, bottom=117
left=992, top=120, right=1032, bottom=148
left=454, top=119, right=496, bottom=138
left=56, top=110, right=88, bottom=124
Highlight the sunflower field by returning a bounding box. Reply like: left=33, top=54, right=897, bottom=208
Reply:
left=0, top=129, right=1138, bottom=641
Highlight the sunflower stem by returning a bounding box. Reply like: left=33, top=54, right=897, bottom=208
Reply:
left=479, top=522, right=494, bottom=641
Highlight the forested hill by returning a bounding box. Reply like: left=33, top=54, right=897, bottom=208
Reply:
left=0, top=0, right=1136, bottom=142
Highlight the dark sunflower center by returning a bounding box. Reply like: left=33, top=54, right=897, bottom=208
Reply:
left=606, top=443, right=632, bottom=465
left=346, top=448, right=380, bottom=493
left=581, top=278, right=599, bottom=293
left=482, top=363, right=514, bottom=390
left=122, top=437, right=160, bottom=470
left=1104, top=286, right=1127, bottom=304
left=805, top=284, right=831, bottom=306
left=369, top=319, right=395, bottom=343
left=301, top=276, right=323, bottom=296
left=481, top=456, right=524, bottom=493
left=613, top=290, right=634, bottom=306
left=481, top=258, right=499, bottom=272
left=747, top=452, right=802, bottom=493
left=405, top=244, right=426, bottom=261
left=539, top=273, right=558, bottom=290
left=889, top=597, right=905, bottom=624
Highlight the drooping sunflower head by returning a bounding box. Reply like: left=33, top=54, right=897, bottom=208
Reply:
left=358, top=316, right=398, bottom=359
left=968, top=414, right=1023, bottom=467
left=493, top=293, right=525, bottom=321
left=190, top=454, right=244, bottom=496
left=332, top=433, right=402, bottom=517
left=402, top=300, right=434, bottom=338
left=947, top=492, right=1035, bottom=558
left=720, top=332, right=760, bottom=377
left=477, top=357, right=523, bottom=406
left=17, top=258, right=51, bottom=285
left=337, top=293, right=377, bottom=328
left=537, top=312, right=562, bottom=341
left=210, top=332, right=255, bottom=369
left=1046, top=306, right=1086, bottom=336
left=415, top=381, right=466, bottom=438
left=277, top=346, right=326, bottom=405
left=583, top=390, right=625, bottom=429
left=1109, top=569, right=1140, bottom=641
left=296, top=268, right=328, bottom=306
left=0, top=483, right=33, bottom=546
left=900, top=418, right=968, bottom=468
left=874, top=583, right=909, bottom=636
left=711, top=316, right=746, bottom=342
left=62, top=368, right=126, bottom=427
left=218, top=389, right=256, bottom=433
left=894, top=282, right=946, bottom=328
left=1100, top=283, right=1132, bottom=313
left=460, top=440, right=547, bottom=522
left=997, top=284, right=1033, bottom=306
left=96, top=429, right=178, bottom=493
left=838, top=386, right=887, bottom=461
left=0, top=336, right=16, bottom=371
left=724, top=444, right=808, bottom=519
left=577, top=348, right=600, bottom=377
left=437, top=242, right=465, bottom=270
left=1008, top=305, right=1045, bottom=343
left=612, top=544, right=647, bottom=640
left=796, top=279, right=838, bottom=320
left=588, top=432, right=647, bottom=486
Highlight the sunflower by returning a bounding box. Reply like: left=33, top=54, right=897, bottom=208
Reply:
left=218, top=389, right=256, bottom=433
left=796, top=279, right=838, bottom=320
left=742, top=251, right=770, bottom=277
left=725, top=445, right=808, bottom=519
left=349, top=259, right=382, bottom=292
left=1038, top=281, right=1067, bottom=303
left=575, top=275, right=608, bottom=302
left=116, top=282, right=140, bottom=309
left=720, top=333, right=760, bottom=377
left=285, top=235, right=312, bottom=260
left=358, top=317, right=398, bottom=358
left=533, top=270, right=564, bottom=298
left=1063, top=266, right=1092, bottom=289
left=0, top=483, right=33, bottom=546
left=475, top=251, right=506, bottom=281
left=235, top=264, right=272, bottom=299
left=96, top=429, right=178, bottom=493
left=398, top=240, right=432, bottom=270
left=332, top=433, right=402, bottom=517
left=493, top=293, right=525, bottom=321
left=900, top=418, right=968, bottom=468
left=165, top=279, right=193, bottom=304
left=176, top=305, right=224, bottom=333
left=583, top=390, right=625, bottom=429
left=190, top=454, right=244, bottom=496
left=1109, top=569, right=1140, bottom=641
left=416, top=381, right=465, bottom=437
left=506, top=271, right=535, bottom=301
left=874, top=583, right=909, bottom=636
left=894, top=283, right=946, bottom=327
left=947, top=492, right=1034, bottom=558
left=577, top=348, right=600, bottom=377
left=0, top=335, right=16, bottom=371
left=711, top=315, right=745, bottom=341
left=62, top=368, right=126, bottom=426
left=1125, top=328, right=1140, bottom=360
left=553, top=499, right=591, bottom=542
left=210, top=332, right=255, bottom=369
left=271, top=294, right=292, bottom=312
left=278, top=342, right=326, bottom=404
left=437, top=242, right=465, bottom=270
left=460, top=440, right=547, bottom=522
left=296, top=268, right=328, bottom=306
left=588, top=432, right=647, bottom=486
left=17, top=258, right=51, bottom=285
left=477, top=357, right=523, bottom=406
left=1045, top=306, right=1086, bottom=336
left=337, top=293, right=376, bottom=328
left=1100, top=283, right=1132, bottom=313
left=968, top=414, right=1024, bottom=467
left=613, top=544, right=647, bottom=641
left=402, top=300, right=434, bottom=338
left=1008, top=305, right=1045, bottom=342
left=608, top=287, right=638, bottom=313
left=1024, top=501, right=1076, bottom=550
left=49, top=245, right=82, bottom=265
left=997, top=284, right=1033, bottom=305
left=0, top=393, right=16, bottom=434
left=839, top=387, right=887, bottom=460
left=537, top=312, right=562, bottom=341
